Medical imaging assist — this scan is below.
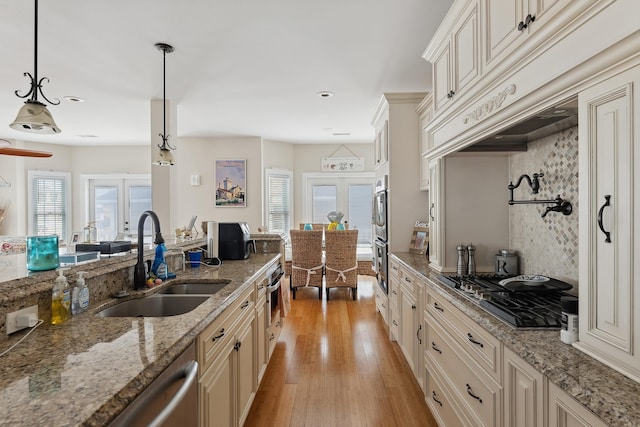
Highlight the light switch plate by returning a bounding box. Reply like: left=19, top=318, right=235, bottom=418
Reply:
left=6, top=305, right=38, bottom=334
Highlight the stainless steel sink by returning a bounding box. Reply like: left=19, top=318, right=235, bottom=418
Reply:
left=96, top=295, right=209, bottom=317
left=156, top=280, right=231, bottom=295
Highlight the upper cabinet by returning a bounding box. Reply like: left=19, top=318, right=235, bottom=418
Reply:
left=426, top=0, right=481, bottom=114
left=417, top=94, right=434, bottom=191
left=483, top=0, right=567, bottom=70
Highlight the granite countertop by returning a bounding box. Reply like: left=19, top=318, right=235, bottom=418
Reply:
left=391, top=252, right=640, bottom=427
left=0, top=252, right=280, bottom=427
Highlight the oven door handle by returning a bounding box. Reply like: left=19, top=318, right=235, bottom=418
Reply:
left=267, top=280, right=281, bottom=293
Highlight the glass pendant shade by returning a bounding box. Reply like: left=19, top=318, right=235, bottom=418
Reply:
left=153, top=146, right=174, bottom=166
left=10, top=100, right=61, bottom=134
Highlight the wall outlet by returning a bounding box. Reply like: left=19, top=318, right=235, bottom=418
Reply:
left=6, top=305, right=39, bottom=335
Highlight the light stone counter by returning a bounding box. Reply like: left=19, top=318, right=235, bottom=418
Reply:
left=0, top=252, right=280, bottom=426
left=392, top=252, right=639, bottom=427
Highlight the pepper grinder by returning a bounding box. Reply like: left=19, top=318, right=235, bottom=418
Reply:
left=467, top=243, right=476, bottom=276
left=456, top=244, right=467, bottom=277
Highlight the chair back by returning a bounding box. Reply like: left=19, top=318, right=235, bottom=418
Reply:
left=324, top=230, right=358, bottom=288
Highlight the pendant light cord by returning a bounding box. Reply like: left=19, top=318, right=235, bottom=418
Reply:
left=156, top=43, right=174, bottom=150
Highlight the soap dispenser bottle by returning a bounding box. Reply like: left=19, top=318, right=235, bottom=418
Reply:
left=52, top=269, right=71, bottom=324
left=72, top=271, right=89, bottom=315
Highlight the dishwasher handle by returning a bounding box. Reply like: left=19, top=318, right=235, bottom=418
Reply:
left=148, top=360, right=198, bottom=427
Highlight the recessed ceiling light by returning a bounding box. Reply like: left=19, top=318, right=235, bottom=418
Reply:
left=64, top=96, right=85, bottom=103
left=317, top=91, right=334, bottom=98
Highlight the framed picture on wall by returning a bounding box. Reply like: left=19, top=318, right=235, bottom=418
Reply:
left=215, top=159, right=246, bottom=207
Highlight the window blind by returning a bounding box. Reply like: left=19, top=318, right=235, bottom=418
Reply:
left=266, top=170, right=292, bottom=233
left=32, top=175, right=67, bottom=238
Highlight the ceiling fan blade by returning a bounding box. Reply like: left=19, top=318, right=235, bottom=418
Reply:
left=0, top=147, right=53, bottom=157
left=0, top=139, right=53, bottom=158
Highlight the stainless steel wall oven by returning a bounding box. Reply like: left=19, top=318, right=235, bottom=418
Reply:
left=373, top=175, right=388, bottom=294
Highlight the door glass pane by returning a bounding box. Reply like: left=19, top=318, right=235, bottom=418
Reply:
left=348, top=184, right=373, bottom=245
left=94, top=186, right=118, bottom=241
left=129, top=185, right=152, bottom=236
left=312, top=185, right=336, bottom=223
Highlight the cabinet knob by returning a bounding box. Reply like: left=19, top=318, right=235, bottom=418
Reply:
left=234, top=340, right=242, bottom=351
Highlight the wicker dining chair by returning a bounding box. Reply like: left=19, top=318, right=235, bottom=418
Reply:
left=324, top=229, right=359, bottom=300
left=289, top=230, right=324, bottom=299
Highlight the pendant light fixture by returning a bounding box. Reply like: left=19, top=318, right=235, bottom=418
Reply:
left=10, top=0, right=61, bottom=134
left=152, top=43, right=175, bottom=166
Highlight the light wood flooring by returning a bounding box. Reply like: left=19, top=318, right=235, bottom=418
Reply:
left=245, top=276, right=438, bottom=427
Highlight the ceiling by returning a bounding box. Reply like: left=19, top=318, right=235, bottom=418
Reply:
left=0, top=0, right=453, bottom=147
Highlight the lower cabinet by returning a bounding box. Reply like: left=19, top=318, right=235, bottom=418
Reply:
left=503, top=346, right=544, bottom=427
left=547, top=382, right=607, bottom=427
left=198, top=284, right=256, bottom=427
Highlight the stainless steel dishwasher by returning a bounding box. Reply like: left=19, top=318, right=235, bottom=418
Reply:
left=110, top=342, right=198, bottom=427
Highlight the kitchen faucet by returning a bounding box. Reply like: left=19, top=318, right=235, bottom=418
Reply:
left=134, top=210, right=165, bottom=290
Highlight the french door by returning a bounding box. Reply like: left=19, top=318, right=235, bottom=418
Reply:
left=303, top=173, right=374, bottom=245
left=87, top=175, right=151, bottom=241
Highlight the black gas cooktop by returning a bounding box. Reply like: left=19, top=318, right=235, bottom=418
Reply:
left=438, top=274, right=573, bottom=329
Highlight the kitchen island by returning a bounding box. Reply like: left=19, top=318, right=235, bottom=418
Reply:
left=391, top=252, right=639, bottom=427
left=0, top=240, right=280, bottom=426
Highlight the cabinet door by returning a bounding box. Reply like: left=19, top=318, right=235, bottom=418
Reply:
left=400, top=285, right=417, bottom=372
left=577, top=65, right=640, bottom=382
left=428, top=158, right=443, bottom=270
left=236, top=313, right=256, bottom=427
left=503, top=346, right=544, bottom=427
left=255, top=300, right=267, bottom=384
left=433, top=42, right=452, bottom=112
left=200, top=343, right=234, bottom=427
left=547, top=382, right=607, bottom=427
left=453, top=0, right=480, bottom=95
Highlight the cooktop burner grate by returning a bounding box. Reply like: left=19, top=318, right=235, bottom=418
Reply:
left=438, top=274, right=571, bottom=329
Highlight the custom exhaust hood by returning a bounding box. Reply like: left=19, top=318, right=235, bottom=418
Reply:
left=461, top=98, right=578, bottom=153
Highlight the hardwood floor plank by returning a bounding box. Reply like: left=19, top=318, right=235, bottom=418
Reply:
left=245, top=276, right=438, bottom=427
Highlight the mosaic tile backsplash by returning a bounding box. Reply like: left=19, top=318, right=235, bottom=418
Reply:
left=508, top=126, right=579, bottom=287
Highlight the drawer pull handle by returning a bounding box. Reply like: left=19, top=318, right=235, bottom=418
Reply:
left=241, top=301, right=250, bottom=309
left=276, top=321, right=281, bottom=328
left=416, top=324, right=422, bottom=345
left=411, top=304, right=416, bottom=310
left=382, top=303, right=386, bottom=309
left=430, top=203, right=435, bottom=221
left=269, top=333, right=275, bottom=341
left=392, top=320, right=398, bottom=326
left=212, top=328, right=225, bottom=342
left=466, top=384, right=482, bottom=403
left=258, top=284, right=265, bottom=290
left=432, top=391, right=443, bottom=407
left=433, top=302, right=444, bottom=312
left=431, top=342, right=442, bottom=354
left=234, top=340, right=242, bottom=351
left=597, top=195, right=612, bottom=243
left=467, top=333, right=484, bottom=348
left=392, top=290, right=397, bottom=295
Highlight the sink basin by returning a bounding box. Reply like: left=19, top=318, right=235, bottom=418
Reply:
left=96, top=295, right=209, bottom=317
left=156, top=280, right=231, bottom=295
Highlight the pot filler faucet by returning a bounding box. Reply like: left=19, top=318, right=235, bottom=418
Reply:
left=507, top=172, right=573, bottom=218
left=134, top=210, right=165, bottom=290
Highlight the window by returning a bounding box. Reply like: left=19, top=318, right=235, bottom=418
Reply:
left=303, top=172, right=374, bottom=245
left=85, top=175, right=151, bottom=241
left=265, top=169, right=292, bottom=233
left=28, top=171, right=71, bottom=240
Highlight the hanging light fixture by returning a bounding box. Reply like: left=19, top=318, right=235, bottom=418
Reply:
left=10, top=0, right=61, bottom=134
left=152, top=42, right=175, bottom=166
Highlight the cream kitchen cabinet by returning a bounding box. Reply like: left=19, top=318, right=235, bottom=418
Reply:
left=374, top=119, right=389, bottom=168
left=424, top=0, right=480, bottom=114
left=417, top=94, right=434, bottom=191
left=375, top=281, right=389, bottom=326
left=399, top=268, right=418, bottom=373
left=483, top=0, right=571, bottom=71
left=427, top=158, right=442, bottom=271
left=547, top=382, right=607, bottom=427
left=503, top=346, right=544, bottom=427
left=575, top=63, right=640, bottom=383
left=388, top=257, right=400, bottom=341
left=198, top=285, right=256, bottom=427
left=255, top=277, right=268, bottom=384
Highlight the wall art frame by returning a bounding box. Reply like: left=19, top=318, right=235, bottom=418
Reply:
left=215, top=159, right=246, bottom=207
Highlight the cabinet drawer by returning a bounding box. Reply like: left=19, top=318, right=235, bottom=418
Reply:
left=426, top=321, right=502, bottom=427
left=425, top=356, right=473, bottom=427
left=388, top=277, right=400, bottom=308
left=267, top=311, right=282, bottom=357
left=389, top=259, right=400, bottom=280
left=389, top=304, right=399, bottom=341
left=399, top=269, right=416, bottom=297
left=426, top=288, right=502, bottom=381
left=198, top=286, right=254, bottom=368
left=375, top=286, right=388, bottom=324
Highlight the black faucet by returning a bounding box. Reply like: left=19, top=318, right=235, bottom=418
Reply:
left=134, top=210, right=165, bottom=290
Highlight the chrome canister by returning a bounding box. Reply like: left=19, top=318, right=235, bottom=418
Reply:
left=495, top=249, right=518, bottom=276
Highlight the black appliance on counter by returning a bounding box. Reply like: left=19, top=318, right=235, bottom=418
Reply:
left=218, top=222, right=255, bottom=260
left=438, top=274, right=573, bottom=329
